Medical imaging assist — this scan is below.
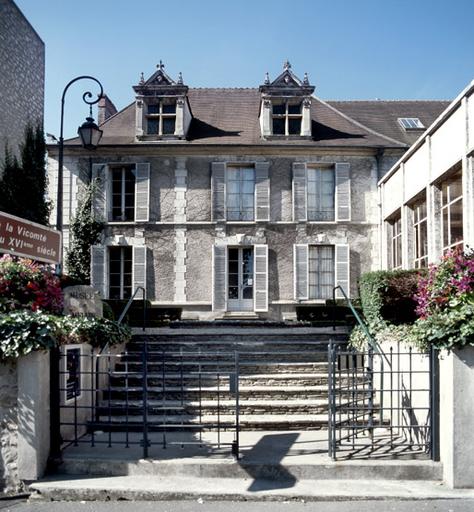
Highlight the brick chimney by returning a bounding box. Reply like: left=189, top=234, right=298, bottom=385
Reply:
left=97, top=95, right=118, bottom=125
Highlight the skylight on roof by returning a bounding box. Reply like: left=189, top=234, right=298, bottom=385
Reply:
left=398, top=118, right=425, bottom=130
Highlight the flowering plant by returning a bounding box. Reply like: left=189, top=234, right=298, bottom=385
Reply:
left=0, top=255, right=63, bottom=314
left=411, top=248, right=474, bottom=351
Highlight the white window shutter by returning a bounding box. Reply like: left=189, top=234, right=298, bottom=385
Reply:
left=91, top=164, right=107, bottom=221
left=133, top=246, right=147, bottom=299
left=212, top=245, right=227, bottom=311
left=335, top=244, right=350, bottom=299
left=294, top=244, right=309, bottom=300
left=292, top=162, right=307, bottom=221
left=335, top=163, right=351, bottom=221
left=254, top=244, right=268, bottom=312
left=211, top=162, right=226, bottom=221
left=135, top=163, right=150, bottom=222
left=255, top=162, right=270, bottom=221
left=91, top=245, right=106, bottom=298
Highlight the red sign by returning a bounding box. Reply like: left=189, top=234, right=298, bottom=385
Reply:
left=0, top=211, right=62, bottom=265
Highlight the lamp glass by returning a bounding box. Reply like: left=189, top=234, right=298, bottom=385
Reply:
left=78, top=117, right=103, bottom=149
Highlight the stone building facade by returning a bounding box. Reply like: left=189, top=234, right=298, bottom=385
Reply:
left=380, top=80, right=474, bottom=269
left=0, top=0, right=44, bottom=156
left=48, top=62, right=449, bottom=320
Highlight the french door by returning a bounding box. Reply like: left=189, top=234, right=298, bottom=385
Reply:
left=227, top=247, right=254, bottom=311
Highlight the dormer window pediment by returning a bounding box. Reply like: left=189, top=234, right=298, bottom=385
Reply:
left=134, top=62, right=191, bottom=141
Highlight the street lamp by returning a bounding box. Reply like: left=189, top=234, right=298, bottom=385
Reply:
left=56, top=76, right=104, bottom=274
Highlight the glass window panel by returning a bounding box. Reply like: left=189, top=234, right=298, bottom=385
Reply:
left=123, top=275, right=132, bottom=287
left=272, top=118, right=285, bottom=135
left=148, top=104, right=160, bottom=114
left=162, top=118, right=175, bottom=135
left=109, top=274, right=121, bottom=287
left=109, top=287, right=121, bottom=300
left=242, top=194, right=254, bottom=207
left=242, top=168, right=255, bottom=181
left=228, top=261, right=238, bottom=274
left=242, top=287, right=253, bottom=299
left=241, top=181, right=254, bottom=194
left=112, top=207, right=122, bottom=220
left=162, top=103, right=176, bottom=114
left=228, top=248, right=239, bottom=261
left=228, top=274, right=238, bottom=286
left=124, top=208, right=134, bottom=221
left=228, top=287, right=238, bottom=299
left=288, top=103, right=301, bottom=115
left=112, top=179, right=122, bottom=194
left=450, top=198, right=463, bottom=244
left=147, top=119, right=159, bottom=134
left=227, top=193, right=240, bottom=207
left=449, top=178, right=462, bottom=202
left=288, top=118, right=301, bottom=135
left=125, top=194, right=134, bottom=207
left=272, top=104, right=285, bottom=115
left=109, top=259, right=121, bottom=273
left=123, top=288, right=132, bottom=300
left=123, top=247, right=133, bottom=261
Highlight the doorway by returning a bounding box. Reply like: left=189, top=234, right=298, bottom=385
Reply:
left=227, top=247, right=254, bottom=311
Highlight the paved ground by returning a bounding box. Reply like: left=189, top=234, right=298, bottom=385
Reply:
left=1, top=500, right=474, bottom=511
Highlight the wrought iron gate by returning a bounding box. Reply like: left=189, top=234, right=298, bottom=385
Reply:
left=53, top=341, right=241, bottom=459
left=328, top=341, right=439, bottom=460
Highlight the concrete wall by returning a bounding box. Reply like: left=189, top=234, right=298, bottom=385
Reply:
left=0, top=351, right=50, bottom=492
left=439, top=347, right=474, bottom=488
left=0, top=0, right=44, bottom=157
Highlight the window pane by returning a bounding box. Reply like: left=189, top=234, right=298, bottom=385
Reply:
left=450, top=198, right=463, bottom=245
left=147, top=119, right=159, bottom=134
left=242, top=286, right=253, bottom=299
left=162, top=118, right=175, bottom=135
left=442, top=207, right=449, bottom=248
left=148, top=104, right=160, bottom=114
left=228, top=248, right=239, bottom=261
left=228, top=287, right=238, bottom=299
left=288, top=103, right=301, bottom=115
left=288, top=118, right=301, bottom=135
left=241, top=168, right=254, bottom=181
left=162, top=103, right=176, bottom=114
left=272, top=118, right=285, bottom=135
left=228, top=274, right=238, bottom=286
left=449, top=178, right=462, bottom=202
left=272, top=104, right=285, bottom=115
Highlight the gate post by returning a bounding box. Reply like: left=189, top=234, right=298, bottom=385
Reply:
left=327, top=341, right=336, bottom=460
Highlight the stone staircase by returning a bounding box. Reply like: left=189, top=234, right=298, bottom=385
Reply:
left=91, top=326, right=350, bottom=432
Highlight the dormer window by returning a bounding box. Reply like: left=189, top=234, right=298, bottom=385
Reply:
left=272, top=101, right=302, bottom=135
left=146, top=100, right=177, bottom=135
left=398, top=117, right=425, bottom=130
left=259, top=61, right=314, bottom=139
left=133, top=61, right=191, bottom=141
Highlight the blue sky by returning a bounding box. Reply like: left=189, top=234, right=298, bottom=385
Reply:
left=16, top=0, right=474, bottom=139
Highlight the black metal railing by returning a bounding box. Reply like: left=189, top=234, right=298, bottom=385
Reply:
left=328, top=285, right=438, bottom=461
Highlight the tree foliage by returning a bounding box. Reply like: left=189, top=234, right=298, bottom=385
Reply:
left=65, top=181, right=104, bottom=283
left=0, top=124, right=50, bottom=225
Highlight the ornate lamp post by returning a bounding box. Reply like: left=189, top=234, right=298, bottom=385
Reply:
left=56, top=76, right=104, bottom=274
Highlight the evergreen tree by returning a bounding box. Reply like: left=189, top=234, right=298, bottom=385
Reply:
left=66, top=182, right=104, bottom=283
left=0, top=123, right=50, bottom=225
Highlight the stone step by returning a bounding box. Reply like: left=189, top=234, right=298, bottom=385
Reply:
left=89, top=413, right=330, bottom=431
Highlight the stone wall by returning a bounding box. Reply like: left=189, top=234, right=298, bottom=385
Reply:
left=0, top=360, right=18, bottom=492
left=0, top=0, right=44, bottom=158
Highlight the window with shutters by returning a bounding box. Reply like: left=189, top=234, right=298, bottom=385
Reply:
left=146, top=99, right=176, bottom=135
left=307, top=167, right=335, bottom=221
left=108, top=246, right=133, bottom=299
left=226, top=166, right=255, bottom=221
left=388, top=212, right=402, bottom=269
left=111, top=165, right=136, bottom=221
left=440, top=169, right=463, bottom=253
left=272, top=101, right=302, bottom=135
left=412, top=196, right=428, bottom=268
left=308, top=245, right=334, bottom=299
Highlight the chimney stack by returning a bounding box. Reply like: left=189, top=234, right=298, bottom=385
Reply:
left=98, top=95, right=118, bottom=125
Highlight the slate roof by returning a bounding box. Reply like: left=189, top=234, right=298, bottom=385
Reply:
left=64, top=89, right=449, bottom=149
left=327, top=100, right=451, bottom=146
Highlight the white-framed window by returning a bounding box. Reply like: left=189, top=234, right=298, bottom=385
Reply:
left=62, top=346, right=82, bottom=402
left=307, top=167, right=335, bottom=221
left=441, top=169, right=463, bottom=253
left=146, top=99, right=176, bottom=135
left=272, top=100, right=302, bottom=135
left=308, top=245, right=334, bottom=299
left=226, top=166, right=255, bottom=221
left=111, top=165, right=136, bottom=221
left=388, top=212, right=402, bottom=269
left=108, top=246, right=133, bottom=300
left=412, top=196, right=428, bottom=268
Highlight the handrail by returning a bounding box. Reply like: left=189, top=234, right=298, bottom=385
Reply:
left=332, top=285, right=384, bottom=357
left=117, top=286, right=147, bottom=328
